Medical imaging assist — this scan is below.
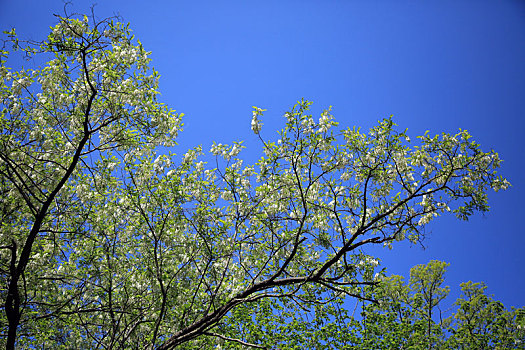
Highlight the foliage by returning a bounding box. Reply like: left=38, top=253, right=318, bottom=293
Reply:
left=0, top=12, right=511, bottom=349
left=190, top=261, right=525, bottom=349
left=358, top=261, right=451, bottom=350
left=356, top=261, right=524, bottom=350
left=447, top=281, right=525, bottom=349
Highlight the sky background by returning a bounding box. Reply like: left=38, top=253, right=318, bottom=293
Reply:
left=1, top=0, right=524, bottom=311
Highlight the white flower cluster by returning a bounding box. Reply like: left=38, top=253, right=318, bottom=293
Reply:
left=492, top=177, right=511, bottom=192
left=11, top=76, right=30, bottom=95
left=356, top=256, right=379, bottom=269
left=50, top=16, right=89, bottom=39
left=251, top=114, right=262, bottom=134
left=182, top=146, right=202, bottom=165
left=417, top=211, right=438, bottom=226
left=251, top=107, right=265, bottom=134
left=210, top=142, right=244, bottom=161
left=318, top=110, right=333, bottom=133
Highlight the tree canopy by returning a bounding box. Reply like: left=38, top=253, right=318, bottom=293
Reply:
left=0, top=12, right=514, bottom=349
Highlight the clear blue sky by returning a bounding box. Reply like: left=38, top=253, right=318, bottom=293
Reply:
left=2, top=0, right=524, bottom=310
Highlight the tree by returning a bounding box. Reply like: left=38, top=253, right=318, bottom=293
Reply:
left=210, top=261, right=524, bottom=350
left=0, top=12, right=510, bottom=349
left=447, top=281, right=525, bottom=349
left=356, top=261, right=450, bottom=349
left=351, top=261, right=524, bottom=350
left=409, top=260, right=450, bottom=349
left=358, top=274, right=415, bottom=349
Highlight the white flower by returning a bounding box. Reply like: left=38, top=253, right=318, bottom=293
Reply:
left=107, top=162, right=117, bottom=171
left=318, top=112, right=332, bottom=133
left=195, top=161, right=204, bottom=172
left=229, top=144, right=241, bottom=157
left=251, top=115, right=262, bottom=134
left=182, top=152, right=192, bottom=164
left=210, top=143, right=222, bottom=155
left=284, top=112, right=294, bottom=122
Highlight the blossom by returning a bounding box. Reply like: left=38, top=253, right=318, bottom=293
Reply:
left=251, top=114, right=262, bottom=134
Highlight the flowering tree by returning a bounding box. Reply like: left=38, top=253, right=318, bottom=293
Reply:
left=0, top=13, right=510, bottom=349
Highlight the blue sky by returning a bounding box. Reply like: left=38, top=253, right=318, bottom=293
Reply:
left=2, top=0, right=524, bottom=311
